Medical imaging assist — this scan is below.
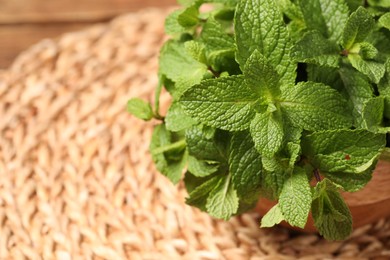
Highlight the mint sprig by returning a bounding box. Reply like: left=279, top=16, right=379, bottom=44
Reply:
left=128, top=0, right=390, bottom=241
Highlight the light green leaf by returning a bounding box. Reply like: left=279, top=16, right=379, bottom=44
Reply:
left=323, top=167, right=374, bottom=192
left=348, top=54, right=386, bottom=84
left=127, top=98, right=154, bottom=121
left=302, top=129, right=386, bottom=174
left=291, top=30, right=340, bottom=67
left=150, top=124, right=188, bottom=184
left=235, top=0, right=296, bottom=85
left=165, top=10, right=186, bottom=35
left=229, top=131, right=262, bottom=201
left=379, top=12, right=390, bottom=30
left=280, top=82, right=352, bottom=131
left=206, top=175, right=239, bottom=220
left=165, top=102, right=197, bottom=132
left=188, top=156, right=219, bottom=177
left=342, top=7, right=375, bottom=50
left=261, top=203, right=285, bottom=228
left=299, top=0, right=349, bottom=42
left=279, top=167, right=311, bottom=228
left=250, top=112, right=284, bottom=156
left=367, top=0, right=390, bottom=8
left=184, top=41, right=207, bottom=64
left=159, top=40, right=208, bottom=95
left=185, top=125, right=226, bottom=161
left=362, top=97, right=384, bottom=130
left=260, top=156, right=288, bottom=200
left=201, top=17, right=235, bottom=51
left=180, top=76, right=258, bottom=131
left=186, top=175, right=221, bottom=211
left=312, top=179, right=352, bottom=241
left=178, top=3, right=200, bottom=28
left=244, top=50, right=281, bottom=99
left=379, top=60, right=390, bottom=118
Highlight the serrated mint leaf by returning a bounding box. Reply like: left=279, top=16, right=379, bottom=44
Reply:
left=348, top=54, right=386, bottom=84
left=307, top=65, right=344, bottom=90
left=159, top=40, right=208, bottom=96
left=235, top=0, right=296, bottom=85
left=165, top=102, right=197, bottom=132
left=206, top=174, right=239, bottom=220
left=229, top=131, right=262, bottom=201
left=188, top=156, right=220, bottom=177
left=362, top=97, right=384, bottom=130
left=323, top=166, right=373, bottom=192
left=184, top=41, right=207, bottom=64
left=279, top=167, right=311, bottom=228
left=291, top=31, right=340, bottom=67
left=201, top=17, right=235, bottom=51
left=299, top=0, right=349, bottom=42
left=127, top=98, right=154, bottom=121
left=261, top=156, right=288, bottom=199
left=150, top=124, right=188, bottom=184
left=312, top=179, right=352, bottom=241
left=379, top=60, right=390, bottom=118
left=280, top=82, right=352, bottom=131
left=302, top=129, right=385, bottom=174
left=185, top=125, right=220, bottom=160
left=367, top=0, right=390, bottom=8
left=165, top=10, right=186, bottom=35
left=358, top=42, right=379, bottom=60
left=178, top=3, right=200, bottom=28
left=250, top=112, right=284, bottom=156
left=379, top=12, right=390, bottom=30
left=180, top=76, right=258, bottom=131
left=186, top=175, right=221, bottom=211
left=244, top=50, right=281, bottom=98
left=342, top=7, right=374, bottom=50
left=260, top=203, right=285, bottom=228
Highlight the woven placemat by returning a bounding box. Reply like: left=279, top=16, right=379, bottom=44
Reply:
left=0, top=8, right=389, bottom=260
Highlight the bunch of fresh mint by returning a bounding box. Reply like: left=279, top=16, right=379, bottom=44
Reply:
left=127, top=0, right=390, bottom=240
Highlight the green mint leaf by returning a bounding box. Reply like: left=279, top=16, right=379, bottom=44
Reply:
left=342, top=7, right=375, bottom=50
left=299, top=0, right=349, bottom=42
left=184, top=41, right=207, bottom=64
left=379, top=60, right=390, bottom=118
left=201, top=17, right=235, bottom=51
left=250, top=111, right=284, bottom=156
left=379, top=12, right=390, bottom=30
left=260, top=203, right=285, bottom=228
left=188, top=156, right=220, bottom=177
left=280, top=82, right=352, bottom=131
left=348, top=54, right=386, bottom=84
left=302, top=129, right=386, bottom=174
left=312, top=179, right=352, bottom=241
left=165, top=102, right=197, bottom=132
left=206, top=174, right=239, bottom=220
left=243, top=50, right=281, bottom=98
left=367, top=0, right=390, bottom=8
left=279, top=166, right=311, bottom=228
left=291, top=30, right=341, bottom=67
left=362, top=97, right=384, bottom=130
left=165, top=10, right=186, bottom=35
left=185, top=125, right=230, bottom=167
left=339, top=67, right=374, bottom=127
left=186, top=175, right=221, bottom=211
left=229, top=131, right=262, bottom=202
left=180, top=76, right=258, bottom=131
left=178, top=3, right=200, bottom=28
left=307, top=65, right=343, bottom=90
left=323, top=167, right=373, bottom=192
left=127, top=98, right=154, bottom=121
left=358, top=42, right=379, bottom=60
left=260, top=156, right=288, bottom=200
left=150, top=124, right=188, bottom=184
left=159, top=40, right=208, bottom=96
left=235, top=0, right=296, bottom=85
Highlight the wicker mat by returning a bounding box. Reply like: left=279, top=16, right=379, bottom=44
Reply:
left=0, top=8, right=389, bottom=260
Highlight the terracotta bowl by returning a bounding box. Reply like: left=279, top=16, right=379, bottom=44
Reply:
left=256, top=160, right=390, bottom=232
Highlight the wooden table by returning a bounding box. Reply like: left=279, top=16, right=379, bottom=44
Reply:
left=0, top=0, right=176, bottom=69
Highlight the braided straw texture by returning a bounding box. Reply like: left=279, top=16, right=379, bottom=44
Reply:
left=0, top=8, right=389, bottom=260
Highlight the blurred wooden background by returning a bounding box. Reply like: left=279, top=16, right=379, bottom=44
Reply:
left=0, top=0, right=176, bottom=69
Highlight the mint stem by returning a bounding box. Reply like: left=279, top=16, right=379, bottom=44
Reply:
left=314, top=169, right=321, bottom=182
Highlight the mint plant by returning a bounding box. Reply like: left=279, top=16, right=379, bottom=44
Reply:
left=127, top=0, right=390, bottom=240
